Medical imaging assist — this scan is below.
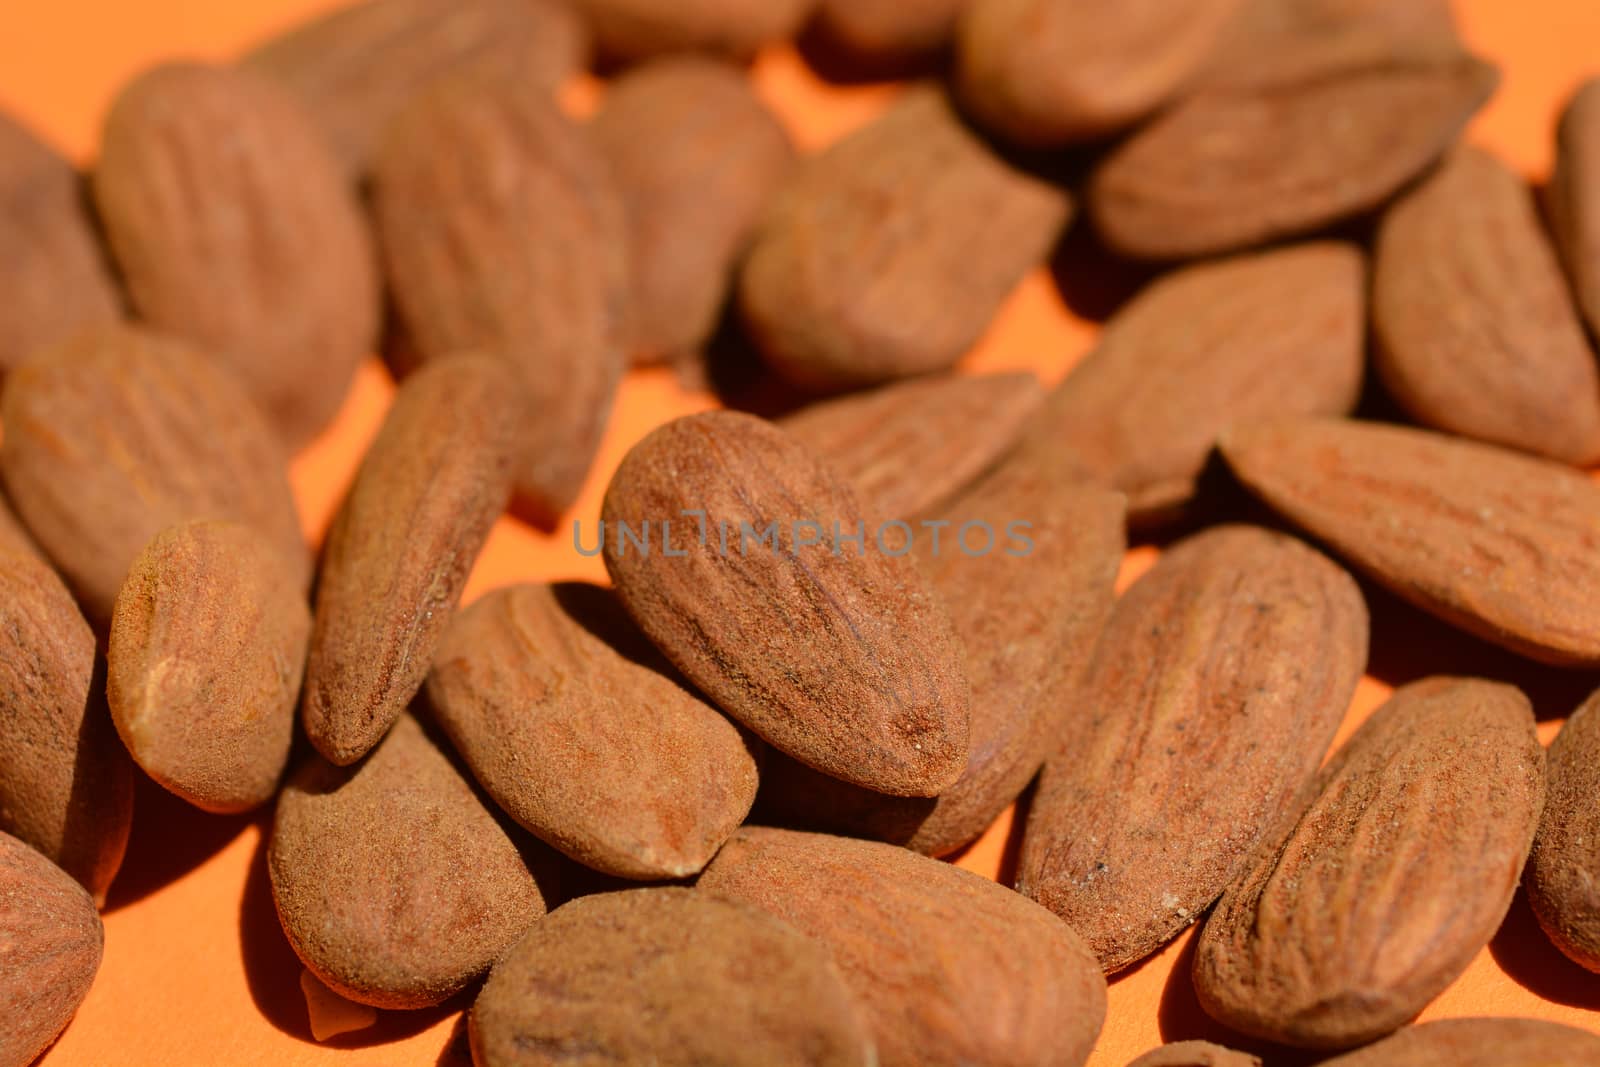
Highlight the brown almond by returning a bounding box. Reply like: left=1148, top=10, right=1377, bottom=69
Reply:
left=592, top=57, right=794, bottom=368
left=1194, top=677, right=1544, bottom=1049
left=0, top=111, right=120, bottom=378
left=1319, top=1018, right=1600, bottom=1067
left=425, top=582, right=760, bottom=880
left=303, top=355, right=520, bottom=767
left=107, top=520, right=310, bottom=814
left=1018, top=524, right=1367, bottom=972
left=574, top=0, right=815, bottom=63
left=956, top=0, right=1243, bottom=147
left=1220, top=416, right=1600, bottom=665
left=373, top=77, right=629, bottom=525
left=739, top=86, right=1071, bottom=391
left=601, top=411, right=969, bottom=797
left=758, top=442, right=1124, bottom=856
left=242, top=0, right=589, bottom=177
left=814, top=0, right=966, bottom=62
left=0, top=489, right=42, bottom=561
left=0, top=551, right=135, bottom=902
left=1528, top=687, right=1600, bottom=972
left=1549, top=77, right=1600, bottom=341
left=1035, top=242, right=1364, bottom=520
left=1089, top=49, right=1497, bottom=260
left=269, top=713, right=552, bottom=1009
left=779, top=370, right=1046, bottom=519
left=470, top=887, right=875, bottom=1066
left=0, top=831, right=104, bottom=1067
left=699, top=826, right=1105, bottom=1067
left=0, top=323, right=308, bottom=624
left=93, top=62, right=380, bottom=448
left=1374, top=146, right=1600, bottom=464
left=1126, top=1042, right=1261, bottom=1067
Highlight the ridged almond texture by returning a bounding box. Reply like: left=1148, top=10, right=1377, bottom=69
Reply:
left=601, top=411, right=969, bottom=797
left=269, top=713, right=552, bottom=1009
left=242, top=0, right=589, bottom=176
left=0, top=831, right=104, bottom=1067
left=1528, top=687, right=1600, bottom=972
left=1319, top=1018, right=1600, bottom=1066
left=1549, top=78, right=1600, bottom=341
left=815, top=0, right=966, bottom=61
left=779, top=370, right=1045, bottom=519
left=0, top=323, right=307, bottom=623
left=574, top=0, right=815, bottom=62
left=425, top=582, right=760, bottom=880
left=1018, top=525, right=1367, bottom=972
left=1125, top=1043, right=1261, bottom=1067
left=303, top=355, right=520, bottom=767
left=373, top=77, right=629, bottom=525
left=0, top=111, right=120, bottom=378
left=758, top=443, right=1124, bottom=856
left=470, top=888, right=876, bottom=1067
left=1036, top=242, right=1364, bottom=521
left=1221, top=416, right=1600, bottom=665
left=107, top=520, right=310, bottom=814
left=1194, top=677, right=1545, bottom=1049
left=956, top=0, right=1243, bottom=147
left=0, top=551, right=135, bottom=903
left=698, top=826, right=1106, bottom=1067
left=1374, top=146, right=1600, bottom=464
left=739, top=86, right=1071, bottom=391
left=93, top=62, right=380, bottom=448
left=592, top=57, right=794, bottom=368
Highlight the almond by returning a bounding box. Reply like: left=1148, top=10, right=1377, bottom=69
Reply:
left=1126, top=1043, right=1261, bottom=1067
left=1319, top=1018, right=1600, bottom=1066
left=1220, top=416, right=1600, bottom=665
left=574, top=0, right=815, bottom=63
left=0, top=490, right=42, bottom=560
left=601, top=410, right=969, bottom=797
left=1528, top=686, right=1600, bottom=972
left=1549, top=77, right=1600, bottom=341
left=470, top=887, right=875, bottom=1066
left=814, top=0, right=966, bottom=62
left=1194, top=677, right=1544, bottom=1049
left=697, top=826, right=1107, bottom=1067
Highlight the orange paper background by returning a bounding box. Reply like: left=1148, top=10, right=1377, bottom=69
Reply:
left=3, top=2, right=1599, bottom=1064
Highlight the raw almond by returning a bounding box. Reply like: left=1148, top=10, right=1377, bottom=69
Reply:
left=1528, top=686, right=1600, bottom=971
left=601, top=410, right=969, bottom=797
left=107, top=519, right=310, bottom=814
left=779, top=370, right=1046, bottom=519
left=0, top=490, right=41, bottom=560
left=1220, top=416, right=1600, bottom=665
left=574, top=0, right=815, bottom=63
left=0, top=831, right=104, bottom=1067
left=0, top=550, right=134, bottom=902
left=1549, top=77, right=1600, bottom=341
left=1194, top=677, right=1544, bottom=1049
left=0, top=323, right=308, bottom=622
left=1034, top=242, right=1364, bottom=521
left=1374, top=146, right=1600, bottom=464
left=93, top=62, right=380, bottom=448
left=0, top=110, right=120, bottom=378
left=1319, top=1018, right=1600, bottom=1066
left=592, top=57, right=794, bottom=368
left=303, top=355, right=520, bottom=767
left=1126, top=1043, right=1261, bottom=1067
left=956, top=0, right=1243, bottom=147
left=815, top=0, right=966, bottom=62
left=242, top=0, right=589, bottom=176
left=425, top=581, right=760, bottom=880
left=698, top=826, right=1107, bottom=1067
left=269, top=713, right=552, bottom=1009
left=470, top=887, right=875, bottom=1066
left=372, top=77, right=629, bottom=525
left=1018, top=524, right=1367, bottom=972
left=739, top=86, right=1071, bottom=391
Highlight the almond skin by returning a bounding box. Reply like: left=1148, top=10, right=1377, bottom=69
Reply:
left=0, top=831, right=104, bottom=1067
left=107, top=520, right=310, bottom=814
left=1528, top=687, right=1600, bottom=972
left=1194, top=677, right=1545, bottom=1049
left=303, top=355, right=520, bottom=767
left=0, top=110, right=120, bottom=378
left=1035, top=242, right=1364, bottom=521
left=425, top=582, right=760, bottom=880
left=1549, top=77, right=1600, bottom=341
left=1018, top=524, right=1367, bottom=973
left=1125, top=1043, right=1261, bottom=1067
left=269, top=713, right=553, bottom=1009
left=1221, top=416, right=1600, bottom=666
left=0, top=323, right=308, bottom=623
left=698, top=826, right=1107, bottom=1067
left=815, top=0, right=965, bottom=62
left=93, top=62, right=380, bottom=448
left=0, top=550, right=135, bottom=903
left=1374, top=146, right=1600, bottom=464
left=470, top=887, right=875, bottom=1067
left=1319, top=1018, right=1600, bottom=1066
left=573, top=0, right=815, bottom=62
left=739, top=86, right=1071, bottom=391
left=601, top=410, right=969, bottom=797
left=372, top=77, right=629, bottom=525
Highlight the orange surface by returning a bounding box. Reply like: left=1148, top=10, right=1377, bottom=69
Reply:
left=2, top=2, right=1599, bottom=1064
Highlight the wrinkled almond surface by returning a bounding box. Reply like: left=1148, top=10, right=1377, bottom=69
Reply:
left=1529, top=687, right=1600, bottom=972
left=1549, top=77, right=1600, bottom=342
left=1320, top=1018, right=1600, bottom=1066
left=574, top=0, right=814, bottom=62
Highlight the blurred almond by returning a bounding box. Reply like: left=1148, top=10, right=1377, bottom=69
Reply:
left=1126, top=1043, right=1261, bottom=1067
left=1549, top=77, right=1600, bottom=341
left=815, top=0, right=966, bottom=63
left=1320, top=1018, right=1600, bottom=1066
left=574, top=0, right=815, bottom=62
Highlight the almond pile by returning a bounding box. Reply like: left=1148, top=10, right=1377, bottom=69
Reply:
left=2, top=1, right=1599, bottom=1065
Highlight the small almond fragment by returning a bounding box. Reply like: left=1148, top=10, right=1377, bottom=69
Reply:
left=574, top=0, right=815, bottom=63
left=1549, top=78, right=1600, bottom=342
left=1319, top=1018, right=1600, bottom=1066
left=1528, top=687, right=1600, bottom=972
